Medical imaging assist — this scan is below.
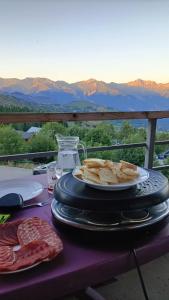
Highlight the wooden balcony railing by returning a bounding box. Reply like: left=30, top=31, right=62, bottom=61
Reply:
left=0, top=111, right=169, bottom=170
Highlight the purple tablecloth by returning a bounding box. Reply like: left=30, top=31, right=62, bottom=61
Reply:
left=0, top=175, right=169, bottom=300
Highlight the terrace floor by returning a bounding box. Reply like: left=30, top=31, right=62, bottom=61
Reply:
left=0, top=166, right=169, bottom=299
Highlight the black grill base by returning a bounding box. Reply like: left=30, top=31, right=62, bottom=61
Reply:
left=51, top=199, right=169, bottom=233
left=52, top=214, right=169, bottom=247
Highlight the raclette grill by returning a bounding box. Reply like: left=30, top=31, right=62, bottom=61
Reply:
left=51, top=170, right=169, bottom=232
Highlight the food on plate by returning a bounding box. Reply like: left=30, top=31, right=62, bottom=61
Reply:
left=8, top=240, right=56, bottom=271
left=99, top=168, right=119, bottom=184
left=17, top=217, right=63, bottom=256
left=74, top=159, right=139, bottom=185
left=83, top=158, right=106, bottom=168
left=83, top=168, right=101, bottom=184
left=73, top=168, right=83, bottom=179
left=120, top=160, right=137, bottom=171
left=0, top=246, right=16, bottom=267
left=0, top=217, right=63, bottom=272
left=0, top=219, right=23, bottom=246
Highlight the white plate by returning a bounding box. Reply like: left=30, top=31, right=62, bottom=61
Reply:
left=0, top=262, right=41, bottom=275
left=0, top=179, right=43, bottom=201
left=72, top=166, right=149, bottom=191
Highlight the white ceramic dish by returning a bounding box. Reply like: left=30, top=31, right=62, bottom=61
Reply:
left=0, top=179, right=43, bottom=201
left=0, top=262, right=41, bottom=274
left=72, top=166, right=149, bottom=191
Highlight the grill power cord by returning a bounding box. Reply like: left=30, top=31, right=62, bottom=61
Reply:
left=131, top=248, right=150, bottom=300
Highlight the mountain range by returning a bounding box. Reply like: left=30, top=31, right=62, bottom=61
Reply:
left=0, top=77, right=169, bottom=112
left=0, top=77, right=169, bottom=129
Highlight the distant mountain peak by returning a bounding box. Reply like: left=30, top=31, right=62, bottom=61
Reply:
left=85, top=78, right=97, bottom=83
left=0, top=76, right=169, bottom=107
left=127, top=79, right=158, bottom=89
left=0, top=77, right=169, bottom=118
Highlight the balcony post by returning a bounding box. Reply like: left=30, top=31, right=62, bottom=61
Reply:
left=144, top=119, right=157, bottom=169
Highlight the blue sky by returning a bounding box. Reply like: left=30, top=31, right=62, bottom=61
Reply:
left=0, top=0, right=169, bottom=83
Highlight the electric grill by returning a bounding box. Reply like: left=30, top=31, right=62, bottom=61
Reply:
left=51, top=169, right=169, bottom=232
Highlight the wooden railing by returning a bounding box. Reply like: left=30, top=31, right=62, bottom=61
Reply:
left=0, top=111, right=169, bottom=170
left=1, top=111, right=169, bottom=123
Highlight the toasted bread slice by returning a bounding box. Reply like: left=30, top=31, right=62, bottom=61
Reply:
left=120, top=160, right=137, bottom=171
left=99, top=168, right=119, bottom=184
left=80, top=159, right=139, bottom=184
left=79, top=165, right=86, bottom=171
left=116, top=168, right=135, bottom=182
left=104, top=160, right=115, bottom=169
left=83, top=158, right=105, bottom=168
left=83, top=168, right=101, bottom=184
left=88, top=168, right=100, bottom=175
left=74, top=168, right=83, bottom=179
left=121, top=167, right=139, bottom=177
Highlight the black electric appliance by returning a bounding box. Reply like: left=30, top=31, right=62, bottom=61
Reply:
left=51, top=169, right=169, bottom=232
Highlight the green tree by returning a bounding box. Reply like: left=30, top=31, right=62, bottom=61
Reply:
left=28, top=132, right=56, bottom=163
left=85, top=127, right=112, bottom=147
left=28, top=132, right=56, bottom=153
left=162, top=157, right=169, bottom=178
left=115, top=131, right=145, bottom=166
left=137, top=127, right=146, bottom=141
left=96, top=123, right=116, bottom=137
left=0, top=125, right=26, bottom=155
left=41, top=122, right=67, bottom=139
left=87, top=149, right=119, bottom=161
left=67, top=125, right=88, bottom=140
left=116, top=148, right=145, bottom=166
left=117, top=121, right=136, bottom=141
left=155, top=131, right=169, bottom=155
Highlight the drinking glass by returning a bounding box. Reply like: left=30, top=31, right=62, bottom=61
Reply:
left=47, top=161, right=62, bottom=194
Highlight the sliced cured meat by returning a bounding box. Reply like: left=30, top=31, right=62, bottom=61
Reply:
left=17, top=218, right=41, bottom=246
left=0, top=246, right=16, bottom=270
left=0, top=217, right=63, bottom=272
left=17, top=217, right=63, bottom=258
left=5, top=220, right=23, bottom=245
left=0, top=246, right=14, bottom=262
left=0, top=220, right=23, bottom=246
left=36, top=220, right=63, bottom=254
left=9, top=240, right=55, bottom=271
